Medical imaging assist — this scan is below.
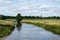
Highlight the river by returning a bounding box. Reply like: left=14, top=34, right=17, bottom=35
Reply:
left=0, top=23, right=60, bottom=40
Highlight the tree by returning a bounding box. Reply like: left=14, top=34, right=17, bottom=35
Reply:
left=16, top=13, right=22, bottom=23
left=0, top=15, right=6, bottom=20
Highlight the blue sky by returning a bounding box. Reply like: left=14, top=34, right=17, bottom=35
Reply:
left=0, top=0, right=60, bottom=17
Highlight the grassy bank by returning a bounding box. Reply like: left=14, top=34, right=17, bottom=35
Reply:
left=0, top=20, right=15, bottom=27
left=22, top=19, right=60, bottom=35
left=0, top=26, right=14, bottom=37
left=0, top=20, right=15, bottom=37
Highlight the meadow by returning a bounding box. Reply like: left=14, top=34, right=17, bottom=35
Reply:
left=21, top=19, right=60, bottom=35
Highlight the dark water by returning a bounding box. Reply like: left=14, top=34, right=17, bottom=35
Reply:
left=0, top=23, right=60, bottom=40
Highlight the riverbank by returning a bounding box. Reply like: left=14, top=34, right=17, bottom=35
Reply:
left=0, top=20, right=15, bottom=27
left=0, top=20, right=15, bottom=37
left=22, top=19, right=60, bottom=35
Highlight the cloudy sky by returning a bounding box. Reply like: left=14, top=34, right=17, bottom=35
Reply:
left=0, top=0, right=60, bottom=17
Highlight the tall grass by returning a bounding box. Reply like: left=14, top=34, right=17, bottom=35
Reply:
left=0, top=20, right=15, bottom=27
left=0, top=20, right=15, bottom=37
left=0, top=26, right=14, bottom=37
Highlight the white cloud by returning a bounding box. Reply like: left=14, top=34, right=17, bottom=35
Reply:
left=49, top=0, right=60, bottom=2
left=0, top=0, right=60, bottom=16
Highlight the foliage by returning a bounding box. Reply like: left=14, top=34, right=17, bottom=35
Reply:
left=16, top=13, right=22, bottom=23
left=0, top=15, right=6, bottom=20
left=23, top=16, right=60, bottom=19
left=0, top=15, right=15, bottom=20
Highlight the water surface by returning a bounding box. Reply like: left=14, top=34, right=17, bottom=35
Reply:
left=0, top=23, right=60, bottom=40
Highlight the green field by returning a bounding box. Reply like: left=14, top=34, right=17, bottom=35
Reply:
left=22, top=19, right=60, bottom=35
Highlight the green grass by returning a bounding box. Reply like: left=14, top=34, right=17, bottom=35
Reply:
left=0, top=26, right=14, bottom=37
left=0, top=20, right=15, bottom=27
left=0, top=20, right=15, bottom=37
left=21, top=19, right=60, bottom=35
left=6, top=19, right=16, bottom=22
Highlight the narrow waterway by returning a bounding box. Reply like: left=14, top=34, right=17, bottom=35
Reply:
left=1, top=23, right=60, bottom=40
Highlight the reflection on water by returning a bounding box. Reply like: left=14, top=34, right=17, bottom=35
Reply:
left=0, top=23, right=60, bottom=40
left=16, top=23, right=22, bottom=31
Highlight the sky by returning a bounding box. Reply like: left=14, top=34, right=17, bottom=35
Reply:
left=0, top=0, right=60, bottom=17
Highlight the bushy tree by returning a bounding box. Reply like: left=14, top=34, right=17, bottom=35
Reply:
left=16, top=13, right=22, bottom=23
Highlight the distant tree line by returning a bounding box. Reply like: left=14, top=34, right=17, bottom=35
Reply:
left=0, top=15, right=60, bottom=20
left=0, top=15, right=15, bottom=20
left=23, top=16, right=60, bottom=19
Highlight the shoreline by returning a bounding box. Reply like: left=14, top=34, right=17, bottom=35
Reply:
left=0, top=20, right=15, bottom=37
left=0, top=20, right=15, bottom=27
left=22, top=19, right=60, bottom=35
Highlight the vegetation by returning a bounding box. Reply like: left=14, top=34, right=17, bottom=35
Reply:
left=0, top=13, right=22, bottom=37
left=0, top=20, right=15, bottom=37
left=23, top=16, right=60, bottom=19
left=0, top=20, right=15, bottom=27
left=0, top=14, right=60, bottom=37
left=0, top=15, right=15, bottom=20
left=0, top=15, right=6, bottom=20
left=0, top=26, right=14, bottom=37
left=16, top=13, right=22, bottom=23
left=0, top=15, right=60, bottom=20
left=22, top=19, right=60, bottom=35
